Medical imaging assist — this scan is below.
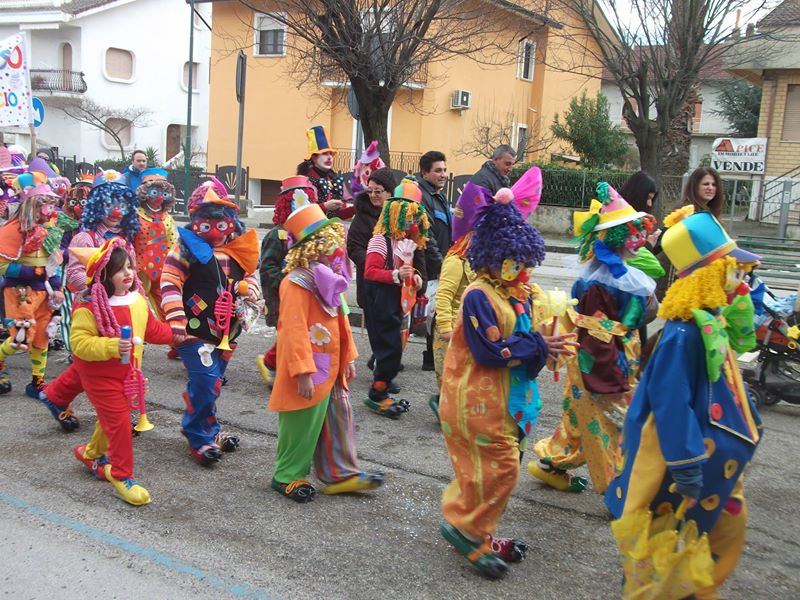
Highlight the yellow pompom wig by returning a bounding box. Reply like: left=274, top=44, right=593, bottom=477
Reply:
left=372, top=199, right=430, bottom=250
left=283, top=222, right=345, bottom=273
left=659, top=256, right=735, bottom=321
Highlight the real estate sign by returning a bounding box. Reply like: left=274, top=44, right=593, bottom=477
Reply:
left=711, top=137, right=768, bottom=175
left=0, top=33, right=33, bottom=128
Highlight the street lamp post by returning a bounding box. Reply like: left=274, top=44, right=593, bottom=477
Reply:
left=183, top=0, right=195, bottom=213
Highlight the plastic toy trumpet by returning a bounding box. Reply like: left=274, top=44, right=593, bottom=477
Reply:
left=124, top=352, right=153, bottom=432
left=534, top=289, right=578, bottom=381
left=215, top=278, right=235, bottom=351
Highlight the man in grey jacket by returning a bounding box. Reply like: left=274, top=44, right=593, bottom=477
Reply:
left=470, top=144, right=516, bottom=195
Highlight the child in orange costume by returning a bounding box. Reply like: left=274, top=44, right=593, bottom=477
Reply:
left=269, top=203, right=383, bottom=502
left=70, top=238, right=173, bottom=505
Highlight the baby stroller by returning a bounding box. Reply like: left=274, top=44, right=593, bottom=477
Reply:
left=742, top=273, right=800, bottom=407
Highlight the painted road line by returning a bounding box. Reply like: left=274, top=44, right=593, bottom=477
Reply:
left=0, top=491, right=273, bottom=600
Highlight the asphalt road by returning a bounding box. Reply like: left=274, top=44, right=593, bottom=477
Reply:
left=1, top=253, right=798, bottom=599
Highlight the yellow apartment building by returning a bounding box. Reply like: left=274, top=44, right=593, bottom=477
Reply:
left=205, top=1, right=604, bottom=206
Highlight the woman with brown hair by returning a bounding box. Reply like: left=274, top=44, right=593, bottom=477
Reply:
left=682, top=167, right=725, bottom=219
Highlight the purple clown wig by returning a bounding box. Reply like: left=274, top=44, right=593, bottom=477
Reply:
left=467, top=199, right=546, bottom=274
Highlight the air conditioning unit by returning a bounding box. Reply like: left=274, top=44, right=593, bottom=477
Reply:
left=451, top=89, right=472, bottom=110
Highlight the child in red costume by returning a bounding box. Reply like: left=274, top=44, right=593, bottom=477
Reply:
left=70, top=238, right=173, bottom=505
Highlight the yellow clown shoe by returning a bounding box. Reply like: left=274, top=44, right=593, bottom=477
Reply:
left=527, top=459, right=588, bottom=493
left=322, top=472, right=385, bottom=495
left=104, top=464, right=151, bottom=506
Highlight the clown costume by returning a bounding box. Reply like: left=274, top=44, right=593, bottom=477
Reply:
left=606, top=207, right=762, bottom=599
left=269, top=203, right=383, bottom=502
left=161, top=184, right=261, bottom=466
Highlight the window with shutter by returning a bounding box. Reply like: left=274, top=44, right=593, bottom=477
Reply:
left=781, top=85, right=800, bottom=142
left=254, top=13, right=286, bottom=56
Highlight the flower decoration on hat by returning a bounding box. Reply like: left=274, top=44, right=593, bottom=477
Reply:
left=93, top=169, right=127, bottom=187
left=274, top=176, right=318, bottom=226
left=373, top=177, right=430, bottom=250
left=573, top=182, right=657, bottom=264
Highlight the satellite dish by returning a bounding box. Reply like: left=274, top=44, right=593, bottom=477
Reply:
left=347, top=87, right=360, bottom=121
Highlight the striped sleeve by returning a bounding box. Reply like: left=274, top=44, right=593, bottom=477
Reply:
left=366, top=234, right=387, bottom=259
left=160, top=243, right=189, bottom=332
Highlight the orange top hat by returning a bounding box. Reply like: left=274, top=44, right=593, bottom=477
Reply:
left=283, top=203, right=337, bottom=248
left=188, top=186, right=239, bottom=214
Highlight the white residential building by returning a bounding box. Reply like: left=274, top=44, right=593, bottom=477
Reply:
left=601, top=53, right=736, bottom=171
left=0, top=0, right=211, bottom=167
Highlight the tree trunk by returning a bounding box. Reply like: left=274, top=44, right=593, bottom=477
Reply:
left=359, top=104, right=390, bottom=169
left=352, top=81, right=392, bottom=169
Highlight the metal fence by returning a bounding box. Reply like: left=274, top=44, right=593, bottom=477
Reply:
left=52, top=155, right=249, bottom=214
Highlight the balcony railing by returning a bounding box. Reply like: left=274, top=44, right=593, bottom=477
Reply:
left=320, top=60, right=427, bottom=87
left=331, top=148, right=422, bottom=174
left=29, top=69, right=88, bottom=94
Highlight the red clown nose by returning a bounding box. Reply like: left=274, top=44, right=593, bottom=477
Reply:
left=109, top=208, right=122, bottom=220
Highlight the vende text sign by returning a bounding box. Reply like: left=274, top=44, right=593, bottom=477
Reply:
left=711, top=137, right=767, bottom=175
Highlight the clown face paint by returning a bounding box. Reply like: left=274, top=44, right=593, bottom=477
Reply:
left=101, top=198, right=132, bottom=227
left=145, top=186, right=172, bottom=212
left=192, top=216, right=235, bottom=246
left=67, top=189, right=89, bottom=219
left=314, top=151, right=334, bottom=172
left=724, top=263, right=749, bottom=295
left=37, top=197, right=57, bottom=223
left=623, top=230, right=647, bottom=255
left=500, top=258, right=532, bottom=283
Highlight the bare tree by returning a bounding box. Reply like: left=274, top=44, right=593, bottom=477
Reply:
left=55, top=97, right=152, bottom=160
left=234, top=0, right=547, bottom=166
left=457, top=105, right=554, bottom=162
left=544, top=0, right=779, bottom=188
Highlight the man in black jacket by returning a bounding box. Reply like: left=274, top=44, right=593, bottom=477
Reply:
left=417, top=151, right=450, bottom=371
left=470, top=144, right=516, bottom=195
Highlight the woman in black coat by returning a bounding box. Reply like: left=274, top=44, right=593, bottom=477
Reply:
left=346, top=168, right=397, bottom=308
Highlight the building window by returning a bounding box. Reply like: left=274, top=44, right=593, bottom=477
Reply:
left=517, top=40, right=535, bottom=81
left=514, top=124, right=528, bottom=161
left=103, top=118, right=132, bottom=148
left=104, top=47, right=134, bottom=82
left=254, top=13, right=286, bottom=56
left=782, top=84, right=800, bottom=142
left=182, top=61, right=199, bottom=91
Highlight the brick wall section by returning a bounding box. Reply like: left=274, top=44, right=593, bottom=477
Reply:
left=761, top=70, right=800, bottom=177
